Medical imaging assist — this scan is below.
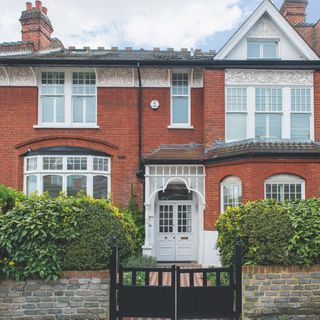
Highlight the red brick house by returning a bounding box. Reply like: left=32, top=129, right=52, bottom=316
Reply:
left=0, top=0, right=320, bottom=265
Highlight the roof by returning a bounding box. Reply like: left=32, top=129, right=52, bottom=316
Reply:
left=0, top=47, right=215, bottom=61
left=143, top=144, right=204, bottom=164
left=143, top=139, right=320, bottom=164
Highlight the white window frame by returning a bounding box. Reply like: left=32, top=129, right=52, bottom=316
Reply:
left=168, top=69, right=193, bottom=129
left=24, top=155, right=111, bottom=198
left=264, top=174, right=305, bottom=201
left=247, top=38, right=279, bottom=60
left=225, top=85, right=314, bottom=142
left=290, top=88, right=312, bottom=139
left=35, top=68, right=99, bottom=129
left=220, top=176, right=242, bottom=213
left=225, top=87, right=248, bottom=142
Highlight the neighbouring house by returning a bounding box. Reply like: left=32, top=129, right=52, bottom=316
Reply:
left=0, top=0, right=319, bottom=265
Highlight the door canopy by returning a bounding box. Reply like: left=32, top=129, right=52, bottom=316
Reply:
left=145, top=165, right=205, bottom=205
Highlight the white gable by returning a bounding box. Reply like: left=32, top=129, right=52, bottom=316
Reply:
left=215, top=0, right=319, bottom=61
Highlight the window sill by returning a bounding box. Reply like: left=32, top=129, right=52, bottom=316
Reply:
left=33, top=124, right=100, bottom=129
left=168, top=125, right=194, bottom=130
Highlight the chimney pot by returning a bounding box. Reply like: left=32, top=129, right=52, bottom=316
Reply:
left=35, top=0, right=42, bottom=10
left=42, top=6, right=48, bottom=15
left=26, top=2, right=32, bottom=10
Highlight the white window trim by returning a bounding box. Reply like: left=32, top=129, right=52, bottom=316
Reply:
left=264, top=174, right=305, bottom=201
left=225, top=86, right=248, bottom=142
left=220, top=176, right=242, bottom=213
left=225, top=85, right=314, bottom=142
left=247, top=38, right=280, bottom=60
left=168, top=69, right=193, bottom=129
left=35, top=68, right=98, bottom=128
left=24, top=155, right=111, bottom=198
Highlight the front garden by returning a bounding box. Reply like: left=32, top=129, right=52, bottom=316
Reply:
left=0, top=184, right=144, bottom=281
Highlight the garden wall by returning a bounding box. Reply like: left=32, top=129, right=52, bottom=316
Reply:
left=0, top=271, right=109, bottom=320
left=243, top=265, right=320, bottom=319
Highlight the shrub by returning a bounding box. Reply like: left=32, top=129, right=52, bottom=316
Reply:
left=123, top=255, right=157, bottom=268
left=126, top=186, right=144, bottom=254
left=122, top=255, right=157, bottom=285
left=0, top=185, right=26, bottom=214
left=0, top=194, right=79, bottom=280
left=61, top=199, right=136, bottom=271
left=288, top=199, right=320, bottom=265
left=216, top=200, right=295, bottom=266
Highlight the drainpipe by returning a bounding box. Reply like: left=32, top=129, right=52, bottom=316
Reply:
left=136, top=62, right=146, bottom=229
left=136, top=62, right=144, bottom=179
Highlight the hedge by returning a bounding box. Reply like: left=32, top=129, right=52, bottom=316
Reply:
left=0, top=185, right=26, bottom=213
left=216, top=199, right=320, bottom=266
left=0, top=192, right=137, bottom=280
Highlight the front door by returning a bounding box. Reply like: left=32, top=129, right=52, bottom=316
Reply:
left=156, top=203, right=196, bottom=262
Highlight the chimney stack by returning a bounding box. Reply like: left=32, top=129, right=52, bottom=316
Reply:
left=20, top=1, right=54, bottom=51
left=280, top=0, right=308, bottom=26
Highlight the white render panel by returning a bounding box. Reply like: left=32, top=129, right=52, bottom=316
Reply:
left=202, top=231, right=221, bottom=267
left=96, top=67, right=134, bottom=87
left=192, top=68, right=204, bottom=88
left=225, top=69, right=314, bottom=86
left=0, top=67, right=9, bottom=85
left=5, top=67, right=36, bottom=86
left=96, top=67, right=203, bottom=88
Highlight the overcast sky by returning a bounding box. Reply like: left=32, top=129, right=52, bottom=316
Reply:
left=0, top=0, right=319, bottom=51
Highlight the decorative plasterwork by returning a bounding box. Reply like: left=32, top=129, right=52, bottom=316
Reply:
left=0, top=67, right=9, bottom=85
left=96, top=68, right=134, bottom=87
left=139, top=68, right=170, bottom=87
left=5, top=67, right=36, bottom=86
left=192, top=68, right=204, bottom=88
left=247, top=16, right=279, bottom=38
left=225, top=69, right=313, bottom=86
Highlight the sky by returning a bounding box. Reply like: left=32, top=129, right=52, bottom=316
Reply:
left=0, top=0, right=319, bottom=52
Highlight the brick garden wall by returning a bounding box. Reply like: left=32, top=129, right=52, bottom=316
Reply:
left=243, top=265, right=320, bottom=319
left=0, top=271, right=109, bottom=320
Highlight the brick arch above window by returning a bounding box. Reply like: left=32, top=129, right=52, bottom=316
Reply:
left=15, top=135, right=119, bottom=157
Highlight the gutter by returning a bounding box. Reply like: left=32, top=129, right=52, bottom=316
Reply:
left=1, top=58, right=320, bottom=69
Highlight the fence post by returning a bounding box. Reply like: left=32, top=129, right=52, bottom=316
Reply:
left=109, top=239, right=118, bottom=320
left=235, top=236, right=242, bottom=320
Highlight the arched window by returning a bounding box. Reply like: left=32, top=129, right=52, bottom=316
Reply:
left=265, top=174, right=305, bottom=201
left=221, top=176, right=242, bottom=212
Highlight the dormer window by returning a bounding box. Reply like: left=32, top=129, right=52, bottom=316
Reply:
left=247, top=40, right=278, bottom=59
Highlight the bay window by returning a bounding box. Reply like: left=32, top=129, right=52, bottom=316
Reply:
left=226, top=88, right=247, bottom=141
left=38, top=70, right=97, bottom=128
left=170, top=72, right=191, bottom=127
left=255, top=88, right=282, bottom=139
left=291, top=88, right=311, bottom=139
left=24, top=153, right=110, bottom=198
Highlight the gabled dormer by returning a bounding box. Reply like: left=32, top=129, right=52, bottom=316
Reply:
left=215, top=0, right=319, bottom=60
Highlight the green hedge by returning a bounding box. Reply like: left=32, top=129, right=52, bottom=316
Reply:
left=0, top=185, right=26, bottom=214
left=216, top=199, right=320, bottom=266
left=0, top=192, right=137, bottom=280
left=61, top=199, right=136, bottom=271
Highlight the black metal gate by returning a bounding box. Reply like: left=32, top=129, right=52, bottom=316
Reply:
left=110, top=239, right=242, bottom=320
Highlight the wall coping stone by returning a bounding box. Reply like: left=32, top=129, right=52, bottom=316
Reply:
left=243, top=265, right=320, bottom=273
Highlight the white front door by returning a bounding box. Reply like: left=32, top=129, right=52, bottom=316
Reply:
left=156, top=203, right=196, bottom=262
